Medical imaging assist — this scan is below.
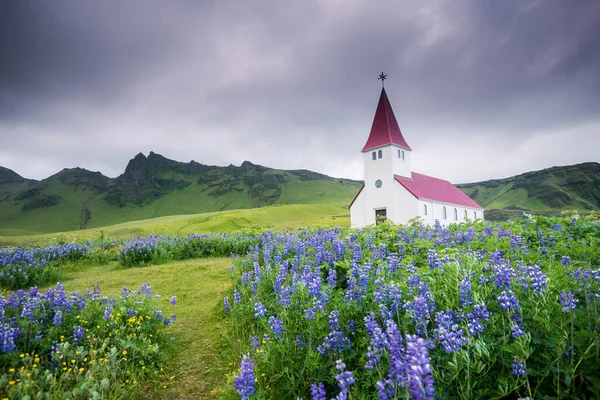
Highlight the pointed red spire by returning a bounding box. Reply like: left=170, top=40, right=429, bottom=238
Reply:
left=362, top=88, right=411, bottom=152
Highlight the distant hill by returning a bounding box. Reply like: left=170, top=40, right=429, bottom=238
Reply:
left=457, top=162, right=600, bottom=220
left=0, top=152, right=361, bottom=235
left=1, top=156, right=598, bottom=234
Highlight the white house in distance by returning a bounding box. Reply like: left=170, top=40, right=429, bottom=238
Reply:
left=349, top=83, right=484, bottom=228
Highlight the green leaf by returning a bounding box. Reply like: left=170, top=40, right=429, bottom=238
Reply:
left=565, top=373, right=572, bottom=386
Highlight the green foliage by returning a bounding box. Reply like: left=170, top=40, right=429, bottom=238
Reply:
left=222, top=216, right=600, bottom=399
left=118, top=233, right=261, bottom=268
left=0, top=284, right=175, bottom=399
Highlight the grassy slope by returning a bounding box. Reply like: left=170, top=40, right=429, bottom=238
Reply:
left=0, top=203, right=350, bottom=247
left=50, top=258, right=232, bottom=399
left=84, top=175, right=358, bottom=230
left=0, top=179, right=104, bottom=235
left=0, top=165, right=359, bottom=235
left=457, top=162, right=600, bottom=219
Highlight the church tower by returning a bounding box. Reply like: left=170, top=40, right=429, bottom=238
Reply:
left=358, top=75, right=412, bottom=224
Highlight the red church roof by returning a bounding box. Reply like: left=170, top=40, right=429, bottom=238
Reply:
left=362, top=88, right=411, bottom=152
left=394, top=173, right=483, bottom=209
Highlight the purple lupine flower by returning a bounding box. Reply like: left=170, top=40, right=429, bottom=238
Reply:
left=497, top=290, right=520, bottom=310
left=311, top=382, right=327, bottom=400
left=103, top=306, right=112, bottom=320
left=459, top=275, right=473, bottom=306
left=1, top=324, right=20, bottom=353
left=317, top=310, right=351, bottom=355
left=269, top=316, right=284, bottom=338
left=170, top=296, right=177, bottom=305
left=234, top=290, right=241, bottom=305
left=72, top=325, right=86, bottom=342
left=155, top=310, right=163, bottom=320
left=560, top=291, right=579, bottom=312
left=510, top=313, right=525, bottom=337
left=171, top=313, right=177, bottom=322
left=377, top=378, right=396, bottom=400
left=404, top=295, right=431, bottom=335
left=334, top=360, right=355, bottom=400
left=250, top=335, right=260, bottom=351
left=386, top=319, right=406, bottom=386
left=405, top=335, right=435, bottom=400
left=141, top=283, right=152, bottom=299
left=492, top=262, right=516, bottom=288
left=427, top=249, right=441, bottom=269
left=327, top=269, right=337, bottom=287
left=511, top=357, right=527, bottom=376
left=278, top=286, right=293, bottom=308
left=364, top=312, right=388, bottom=369
left=434, top=311, right=468, bottom=353
left=52, top=310, right=63, bottom=326
left=464, top=305, right=490, bottom=336
left=562, top=256, right=571, bottom=266
left=254, top=302, right=267, bottom=318
left=234, top=354, right=255, bottom=400
left=223, top=297, right=231, bottom=313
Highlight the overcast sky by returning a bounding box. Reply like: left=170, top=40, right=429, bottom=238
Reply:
left=1, top=0, right=599, bottom=183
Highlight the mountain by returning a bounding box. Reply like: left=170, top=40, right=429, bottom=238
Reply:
left=1, top=156, right=598, bottom=234
left=457, top=162, right=600, bottom=220
left=0, top=152, right=361, bottom=235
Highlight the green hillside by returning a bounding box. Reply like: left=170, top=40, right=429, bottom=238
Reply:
left=0, top=203, right=350, bottom=247
left=457, top=162, right=600, bottom=220
left=0, top=152, right=361, bottom=235
left=2, top=156, right=598, bottom=234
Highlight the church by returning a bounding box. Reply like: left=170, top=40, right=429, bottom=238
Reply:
left=349, top=77, right=484, bottom=228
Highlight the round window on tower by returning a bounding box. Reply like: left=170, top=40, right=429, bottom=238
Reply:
left=375, top=179, right=382, bottom=188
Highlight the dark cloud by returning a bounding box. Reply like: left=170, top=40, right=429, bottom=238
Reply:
left=0, top=0, right=599, bottom=183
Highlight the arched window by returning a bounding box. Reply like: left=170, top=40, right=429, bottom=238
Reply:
left=443, top=206, right=447, bottom=220
left=454, top=208, right=458, bottom=221
left=473, top=211, right=477, bottom=219
left=464, top=210, right=467, bottom=218
left=398, top=149, right=401, bottom=158
left=378, top=150, right=383, bottom=159
left=372, top=152, right=376, bottom=160
left=424, top=204, right=428, bottom=215
left=402, top=150, right=405, bottom=159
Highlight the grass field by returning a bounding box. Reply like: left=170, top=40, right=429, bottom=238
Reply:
left=49, top=257, right=233, bottom=399
left=0, top=203, right=350, bottom=247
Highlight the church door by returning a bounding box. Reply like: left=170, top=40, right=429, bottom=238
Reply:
left=375, top=209, right=387, bottom=225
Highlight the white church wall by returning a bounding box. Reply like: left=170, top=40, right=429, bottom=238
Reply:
left=390, top=145, right=411, bottom=178
left=417, top=199, right=484, bottom=227
left=391, top=183, right=419, bottom=224
left=349, top=189, right=367, bottom=228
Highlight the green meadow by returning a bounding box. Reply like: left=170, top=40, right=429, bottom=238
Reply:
left=0, top=203, right=349, bottom=247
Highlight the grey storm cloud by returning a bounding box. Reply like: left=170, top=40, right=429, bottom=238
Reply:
left=1, top=0, right=599, bottom=183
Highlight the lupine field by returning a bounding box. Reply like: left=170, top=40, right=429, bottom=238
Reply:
left=221, top=216, right=600, bottom=399
left=1, top=214, right=599, bottom=398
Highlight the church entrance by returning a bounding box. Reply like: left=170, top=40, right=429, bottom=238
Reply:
left=375, top=208, right=387, bottom=225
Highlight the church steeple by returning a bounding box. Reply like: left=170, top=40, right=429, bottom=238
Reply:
left=362, top=87, right=411, bottom=152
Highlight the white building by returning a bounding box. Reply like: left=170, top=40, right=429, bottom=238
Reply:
left=349, top=86, right=484, bottom=228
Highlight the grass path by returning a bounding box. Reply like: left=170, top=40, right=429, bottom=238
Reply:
left=54, top=257, right=233, bottom=399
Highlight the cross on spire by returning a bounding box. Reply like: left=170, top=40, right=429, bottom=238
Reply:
left=378, top=71, right=388, bottom=87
